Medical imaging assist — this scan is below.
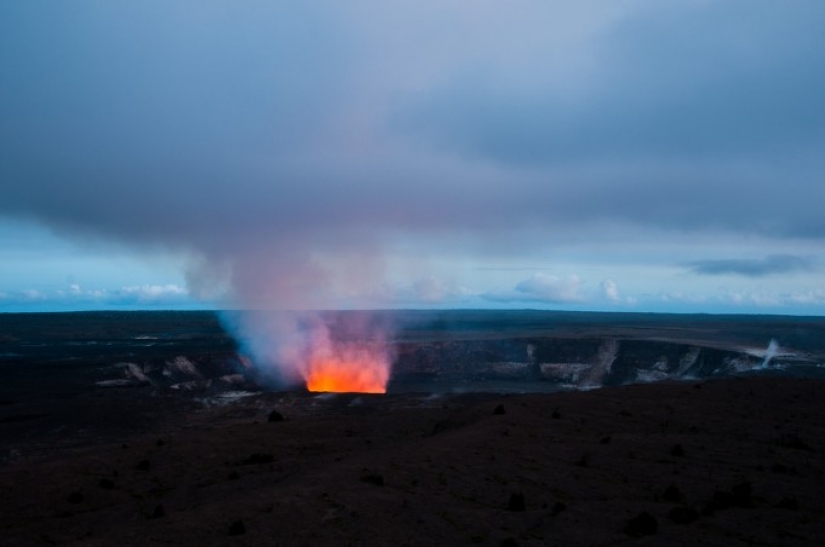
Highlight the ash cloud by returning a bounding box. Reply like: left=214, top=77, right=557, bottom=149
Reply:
left=686, top=255, right=817, bottom=277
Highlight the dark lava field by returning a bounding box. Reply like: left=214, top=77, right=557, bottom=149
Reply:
left=2, top=311, right=825, bottom=545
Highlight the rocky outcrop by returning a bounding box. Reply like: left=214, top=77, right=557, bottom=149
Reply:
left=98, top=354, right=254, bottom=392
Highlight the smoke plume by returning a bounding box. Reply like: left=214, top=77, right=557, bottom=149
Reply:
left=223, top=308, right=395, bottom=392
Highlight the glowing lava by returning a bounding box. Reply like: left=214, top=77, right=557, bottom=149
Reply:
left=303, top=341, right=391, bottom=394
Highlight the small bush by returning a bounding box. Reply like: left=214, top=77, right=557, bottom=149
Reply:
left=506, top=492, right=525, bottom=512
left=662, top=484, right=682, bottom=503
left=67, top=491, right=84, bottom=504
left=623, top=512, right=657, bottom=537
left=243, top=453, right=274, bottom=465
left=228, top=519, right=246, bottom=536
left=669, top=506, right=698, bottom=524
left=361, top=472, right=384, bottom=486
left=775, top=496, right=799, bottom=510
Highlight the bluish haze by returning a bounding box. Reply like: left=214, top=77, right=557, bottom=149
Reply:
left=1, top=1, right=824, bottom=313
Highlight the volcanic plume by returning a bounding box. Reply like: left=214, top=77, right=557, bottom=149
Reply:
left=302, top=333, right=391, bottom=394
left=222, top=302, right=394, bottom=393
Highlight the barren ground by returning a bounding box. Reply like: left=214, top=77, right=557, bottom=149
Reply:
left=2, top=376, right=824, bottom=546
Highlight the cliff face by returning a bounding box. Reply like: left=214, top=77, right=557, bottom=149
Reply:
left=93, top=336, right=804, bottom=393
left=392, top=336, right=819, bottom=390
left=3, top=311, right=824, bottom=396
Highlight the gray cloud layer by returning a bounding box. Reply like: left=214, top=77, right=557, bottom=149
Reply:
left=1, top=1, right=824, bottom=308
left=400, top=4, right=825, bottom=163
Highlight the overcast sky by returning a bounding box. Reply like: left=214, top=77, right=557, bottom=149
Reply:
left=2, top=1, right=824, bottom=313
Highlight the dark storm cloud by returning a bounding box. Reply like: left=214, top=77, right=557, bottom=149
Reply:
left=1, top=1, right=825, bottom=308
left=392, top=1, right=825, bottom=237
left=0, top=4, right=363, bottom=253
left=686, top=255, right=817, bottom=277
left=397, top=2, right=825, bottom=163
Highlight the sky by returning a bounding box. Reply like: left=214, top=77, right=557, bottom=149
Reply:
left=2, top=1, right=825, bottom=314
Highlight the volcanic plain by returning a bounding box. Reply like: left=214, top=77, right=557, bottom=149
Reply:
left=2, top=311, right=825, bottom=545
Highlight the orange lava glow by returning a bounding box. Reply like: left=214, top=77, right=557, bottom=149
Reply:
left=303, top=343, right=390, bottom=394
